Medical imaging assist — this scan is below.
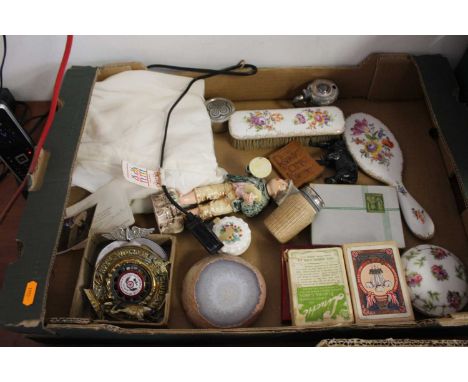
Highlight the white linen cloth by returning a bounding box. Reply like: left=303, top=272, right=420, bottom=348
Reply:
left=71, top=70, right=223, bottom=213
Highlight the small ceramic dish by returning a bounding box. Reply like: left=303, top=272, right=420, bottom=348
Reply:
left=212, top=216, right=251, bottom=256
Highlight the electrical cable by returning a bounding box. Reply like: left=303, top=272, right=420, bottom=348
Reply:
left=23, top=112, right=49, bottom=126
left=28, top=113, right=48, bottom=137
left=15, top=101, right=32, bottom=125
left=148, top=61, right=257, bottom=215
left=0, top=163, right=8, bottom=182
left=0, top=35, right=73, bottom=223
left=149, top=61, right=257, bottom=254
left=0, top=35, right=6, bottom=90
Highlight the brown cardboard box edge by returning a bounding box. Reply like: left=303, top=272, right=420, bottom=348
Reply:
left=2, top=54, right=468, bottom=342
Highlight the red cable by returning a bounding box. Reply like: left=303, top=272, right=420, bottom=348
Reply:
left=0, top=35, right=73, bottom=223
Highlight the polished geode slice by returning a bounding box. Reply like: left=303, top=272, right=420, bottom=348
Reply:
left=182, top=256, right=266, bottom=328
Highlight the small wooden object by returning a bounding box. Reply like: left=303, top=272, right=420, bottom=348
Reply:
left=269, top=141, right=324, bottom=187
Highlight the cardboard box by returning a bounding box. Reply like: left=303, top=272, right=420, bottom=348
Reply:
left=2, top=54, right=468, bottom=343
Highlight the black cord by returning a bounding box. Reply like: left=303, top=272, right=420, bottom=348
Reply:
left=28, top=113, right=48, bottom=137
left=15, top=101, right=31, bottom=124
left=150, top=61, right=257, bottom=169
left=0, top=163, right=8, bottom=182
left=0, top=35, right=6, bottom=89
left=23, top=112, right=49, bottom=126
left=148, top=61, right=257, bottom=215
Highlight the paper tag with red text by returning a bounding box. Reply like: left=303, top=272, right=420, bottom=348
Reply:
left=122, top=161, right=163, bottom=189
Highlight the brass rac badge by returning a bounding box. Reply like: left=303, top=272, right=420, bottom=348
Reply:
left=85, top=245, right=169, bottom=322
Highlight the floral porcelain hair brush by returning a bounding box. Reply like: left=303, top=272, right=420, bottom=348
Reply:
left=343, top=113, right=435, bottom=240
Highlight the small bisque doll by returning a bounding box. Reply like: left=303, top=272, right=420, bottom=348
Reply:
left=178, top=175, right=289, bottom=220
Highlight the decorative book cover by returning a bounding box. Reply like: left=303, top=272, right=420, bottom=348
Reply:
left=343, top=241, right=414, bottom=324
left=311, top=184, right=405, bottom=248
left=269, top=141, right=324, bottom=187
left=286, top=247, right=354, bottom=327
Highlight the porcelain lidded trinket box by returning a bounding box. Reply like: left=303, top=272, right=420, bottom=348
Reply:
left=401, top=245, right=468, bottom=317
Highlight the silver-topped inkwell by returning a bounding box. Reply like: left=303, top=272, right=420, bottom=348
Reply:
left=292, top=79, right=339, bottom=106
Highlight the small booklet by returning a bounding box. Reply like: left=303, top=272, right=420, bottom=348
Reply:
left=285, top=247, right=354, bottom=327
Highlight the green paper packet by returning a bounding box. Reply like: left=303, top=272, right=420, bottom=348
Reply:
left=286, top=248, right=354, bottom=327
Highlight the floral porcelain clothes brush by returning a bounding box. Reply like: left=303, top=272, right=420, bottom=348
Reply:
left=229, top=106, right=345, bottom=149
left=344, top=113, right=435, bottom=240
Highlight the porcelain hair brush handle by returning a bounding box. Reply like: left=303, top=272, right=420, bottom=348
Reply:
left=344, top=113, right=435, bottom=240
left=395, top=181, right=434, bottom=240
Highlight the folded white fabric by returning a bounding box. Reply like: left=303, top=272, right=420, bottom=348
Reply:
left=72, top=70, right=223, bottom=212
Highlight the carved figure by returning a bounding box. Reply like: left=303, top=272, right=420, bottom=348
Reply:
left=317, top=140, right=358, bottom=184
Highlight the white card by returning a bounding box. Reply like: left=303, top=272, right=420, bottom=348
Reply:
left=65, top=179, right=135, bottom=235
left=311, top=184, right=405, bottom=248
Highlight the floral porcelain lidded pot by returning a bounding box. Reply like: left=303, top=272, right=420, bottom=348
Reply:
left=401, top=245, right=468, bottom=317
left=212, top=216, right=251, bottom=256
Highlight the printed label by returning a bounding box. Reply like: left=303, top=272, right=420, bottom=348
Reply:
left=298, top=285, right=350, bottom=322
left=118, top=272, right=144, bottom=297
left=22, top=281, right=37, bottom=306
left=122, top=161, right=162, bottom=189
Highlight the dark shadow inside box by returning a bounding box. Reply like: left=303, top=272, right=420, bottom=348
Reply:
left=45, top=249, right=84, bottom=319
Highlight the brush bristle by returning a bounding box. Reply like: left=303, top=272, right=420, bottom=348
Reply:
left=230, top=135, right=340, bottom=150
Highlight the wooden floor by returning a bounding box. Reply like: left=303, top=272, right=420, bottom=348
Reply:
left=0, top=102, right=49, bottom=346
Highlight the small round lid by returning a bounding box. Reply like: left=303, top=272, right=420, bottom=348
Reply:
left=247, top=157, right=272, bottom=179
left=205, top=98, right=235, bottom=123
left=402, top=245, right=468, bottom=317
left=213, top=216, right=252, bottom=256
left=309, top=79, right=339, bottom=105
